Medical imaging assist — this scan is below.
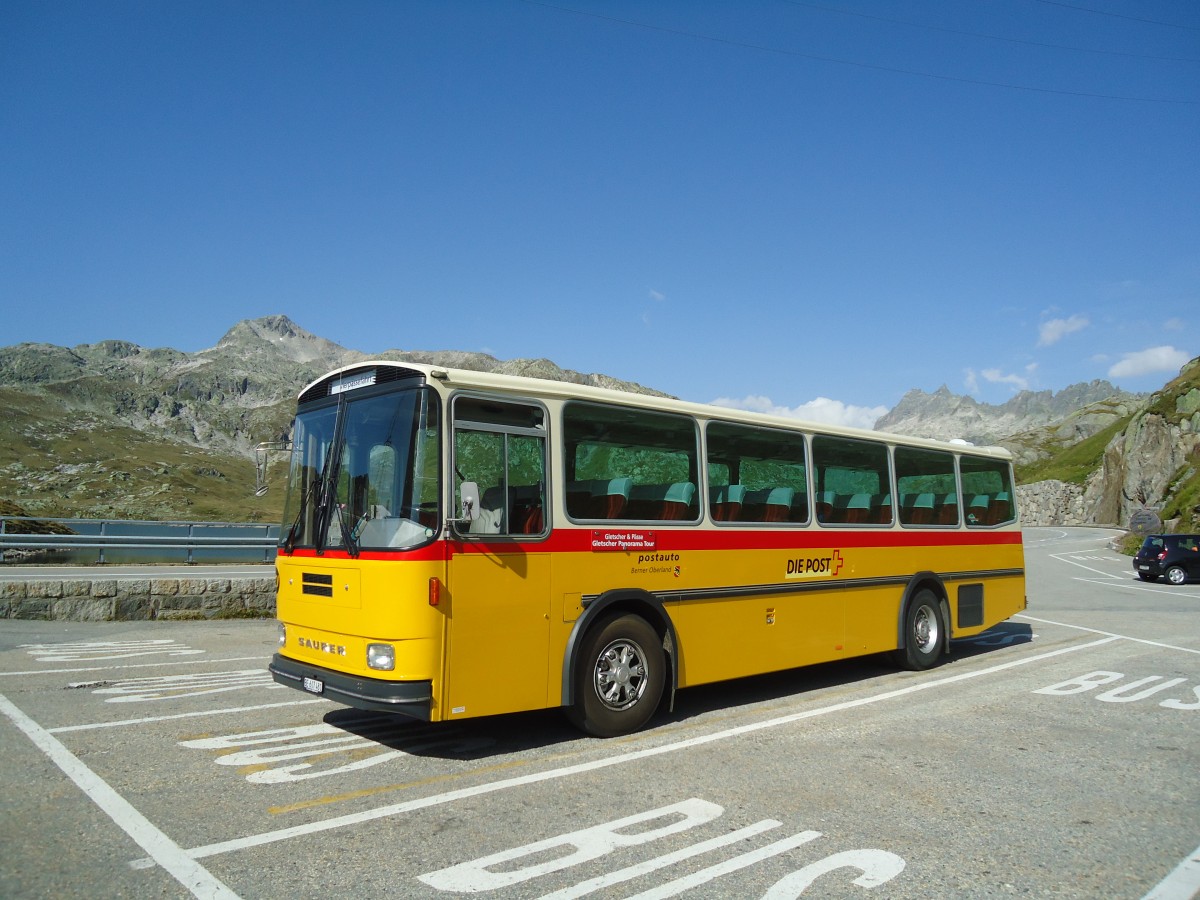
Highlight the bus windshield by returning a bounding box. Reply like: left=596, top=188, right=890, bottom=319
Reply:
left=281, top=387, right=441, bottom=553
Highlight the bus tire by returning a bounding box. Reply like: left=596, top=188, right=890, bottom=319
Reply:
left=568, top=614, right=665, bottom=737
left=892, top=589, right=942, bottom=671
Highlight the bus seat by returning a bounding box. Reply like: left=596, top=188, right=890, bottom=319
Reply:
left=908, top=492, right=935, bottom=525
left=627, top=484, right=662, bottom=520
left=967, top=494, right=991, bottom=525
left=517, top=504, right=544, bottom=533
left=990, top=491, right=1012, bottom=525
left=710, top=484, right=746, bottom=521
left=659, top=482, right=696, bottom=520
left=845, top=493, right=872, bottom=523
left=763, top=487, right=794, bottom=522
left=566, top=481, right=592, bottom=518
left=937, top=493, right=958, bottom=525
left=510, top=485, right=545, bottom=534
left=627, top=482, right=697, bottom=520
left=815, top=491, right=836, bottom=522
left=790, top=492, right=809, bottom=522
left=743, top=487, right=794, bottom=522
left=590, top=477, right=632, bottom=519
left=875, top=493, right=892, bottom=524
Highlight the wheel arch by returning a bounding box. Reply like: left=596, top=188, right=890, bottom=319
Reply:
left=896, top=572, right=950, bottom=657
left=561, top=588, right=678, bottom=710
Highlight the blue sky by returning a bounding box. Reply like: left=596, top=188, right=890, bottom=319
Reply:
left=2, top=1, right=1197, bottom=427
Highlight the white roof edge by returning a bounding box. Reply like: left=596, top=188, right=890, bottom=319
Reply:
left=299, top=360, right=1014, bottom=460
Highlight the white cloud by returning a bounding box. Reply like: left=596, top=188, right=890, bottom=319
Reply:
left=981, top=368, right=1030, bottom=390
left=1108, top=345, right=1191, bottom=379
left=710, top=394, right=888, bottom=430
left=648, top=289, right=666, bottom=302
left=1037, top=314, right=1089, bottom=347
left=967, top=365, right=1036, bottom=395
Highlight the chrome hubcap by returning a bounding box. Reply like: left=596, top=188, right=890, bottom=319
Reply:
left=593, top=639, right=648, bottom=710
left=914, top=606, right=938, bottom=653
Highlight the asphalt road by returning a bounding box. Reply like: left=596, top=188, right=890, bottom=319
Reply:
left=0, top=527, right=1196, bottom=899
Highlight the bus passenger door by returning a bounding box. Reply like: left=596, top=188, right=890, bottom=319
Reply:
left=445, top=397, right=552, bottom=720
left=444, top=544, right=551, bottom=719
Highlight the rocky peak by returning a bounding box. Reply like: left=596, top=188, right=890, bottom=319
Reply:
left=212, top=314, right=355, bottom=368
left=877, top=380, right=1140, bottom=445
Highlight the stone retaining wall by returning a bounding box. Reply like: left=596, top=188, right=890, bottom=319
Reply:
left=0, top=576, right=276, bottom=621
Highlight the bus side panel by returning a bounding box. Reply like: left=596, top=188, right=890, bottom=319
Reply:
left=666, top=547, right=848, bottom=688
left=667, top=591, right=846, bottom=688
left=842, top=538, right=1027, bottom=652
left=943, top=537, right=1027, bottom=639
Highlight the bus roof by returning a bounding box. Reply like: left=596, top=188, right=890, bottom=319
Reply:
left=299, top=360, right=1013, bottom=461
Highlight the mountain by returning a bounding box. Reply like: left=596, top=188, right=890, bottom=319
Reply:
left=2, top=314, right=1194, bottom=532
left=875, top=381, right=1143, bottom=446
left=0, top=315, right=666, bottom=522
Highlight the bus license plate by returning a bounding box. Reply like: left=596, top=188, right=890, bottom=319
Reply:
left=302, top=676, right=324, bottom=694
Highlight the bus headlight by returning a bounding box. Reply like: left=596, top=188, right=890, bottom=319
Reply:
left=277, top=623, right=286, bottom=648
left=367, top=643, right=395, bottom=671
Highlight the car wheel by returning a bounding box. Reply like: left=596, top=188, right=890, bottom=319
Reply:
left=1166, top=565, right=1187, bottom=586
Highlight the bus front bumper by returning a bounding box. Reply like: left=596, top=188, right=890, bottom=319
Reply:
left=269, top=653, right=433, bottom=720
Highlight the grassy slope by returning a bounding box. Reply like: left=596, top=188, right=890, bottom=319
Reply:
left=0, top=387, right=286, bottom=523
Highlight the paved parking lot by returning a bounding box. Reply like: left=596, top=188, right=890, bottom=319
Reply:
left=1, top=527, right=1197, bottom=898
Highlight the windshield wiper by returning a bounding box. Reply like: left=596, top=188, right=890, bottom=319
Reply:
left=284, top=471, right=322, bottom=554
left=333, top=501, right=360, bottom=558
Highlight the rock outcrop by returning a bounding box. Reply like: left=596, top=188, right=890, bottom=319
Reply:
left=1018, top=358, right=1200, bottom=529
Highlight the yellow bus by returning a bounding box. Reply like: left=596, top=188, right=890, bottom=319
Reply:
left=268, top=362, right=1025, bottom=736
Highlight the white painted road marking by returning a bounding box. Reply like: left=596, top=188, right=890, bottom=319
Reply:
left=20, top=640, right=205, bottom=662
left=1018, top=614, right=1200, bottom=656
left=1142, top=841, right=1200, bottom=900
left=173, top=634, right=1119, bottom=863
left=0, top=691, right=240, bottom=900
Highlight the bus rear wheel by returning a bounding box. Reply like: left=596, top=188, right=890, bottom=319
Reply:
left=569, top=614, right=664, bottom=737
left=891, top=590, right=943, bottom=671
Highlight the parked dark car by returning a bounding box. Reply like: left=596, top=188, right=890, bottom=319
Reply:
left=1133, top=534, right=1200, bottom=585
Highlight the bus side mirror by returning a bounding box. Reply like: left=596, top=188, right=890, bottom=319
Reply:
left=253, top=441, right=291, bottom=496
left=459, top=482, right=480, bottom=523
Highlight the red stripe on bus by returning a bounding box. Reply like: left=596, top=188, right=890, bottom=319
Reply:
left=280, top=527, right=1021, bottom=562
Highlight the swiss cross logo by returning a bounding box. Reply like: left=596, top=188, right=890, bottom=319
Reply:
left=832, top=550, right=844, bottom=575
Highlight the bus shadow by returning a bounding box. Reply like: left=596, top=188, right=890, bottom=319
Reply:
left=661, top=621, right=1035, bottom=725
left=947, top=621, right=1034, bottom=660
left=318, top=621, right=1035, bottom=758
left=320, top=705, right=581, bottom=758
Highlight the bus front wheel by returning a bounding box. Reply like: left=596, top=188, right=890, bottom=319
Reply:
left=569, top=614, right=665, bottom=737
left=892, top=590, right=943, bottom=671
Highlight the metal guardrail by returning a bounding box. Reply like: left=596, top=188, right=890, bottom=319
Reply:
left=0, top=517, right=280, bottom=565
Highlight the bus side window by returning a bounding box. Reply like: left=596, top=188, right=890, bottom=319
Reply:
left=453, top=397, right=548, bottom=539
left=959, top=456, right=1016, bottom=527
left=812, top=435, right=890, bottom=526
left=705, top=421, right=808, bottom=526
left=895, top=447, right=956, bottom=527
left=564, top=402, right=699, bottom=523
